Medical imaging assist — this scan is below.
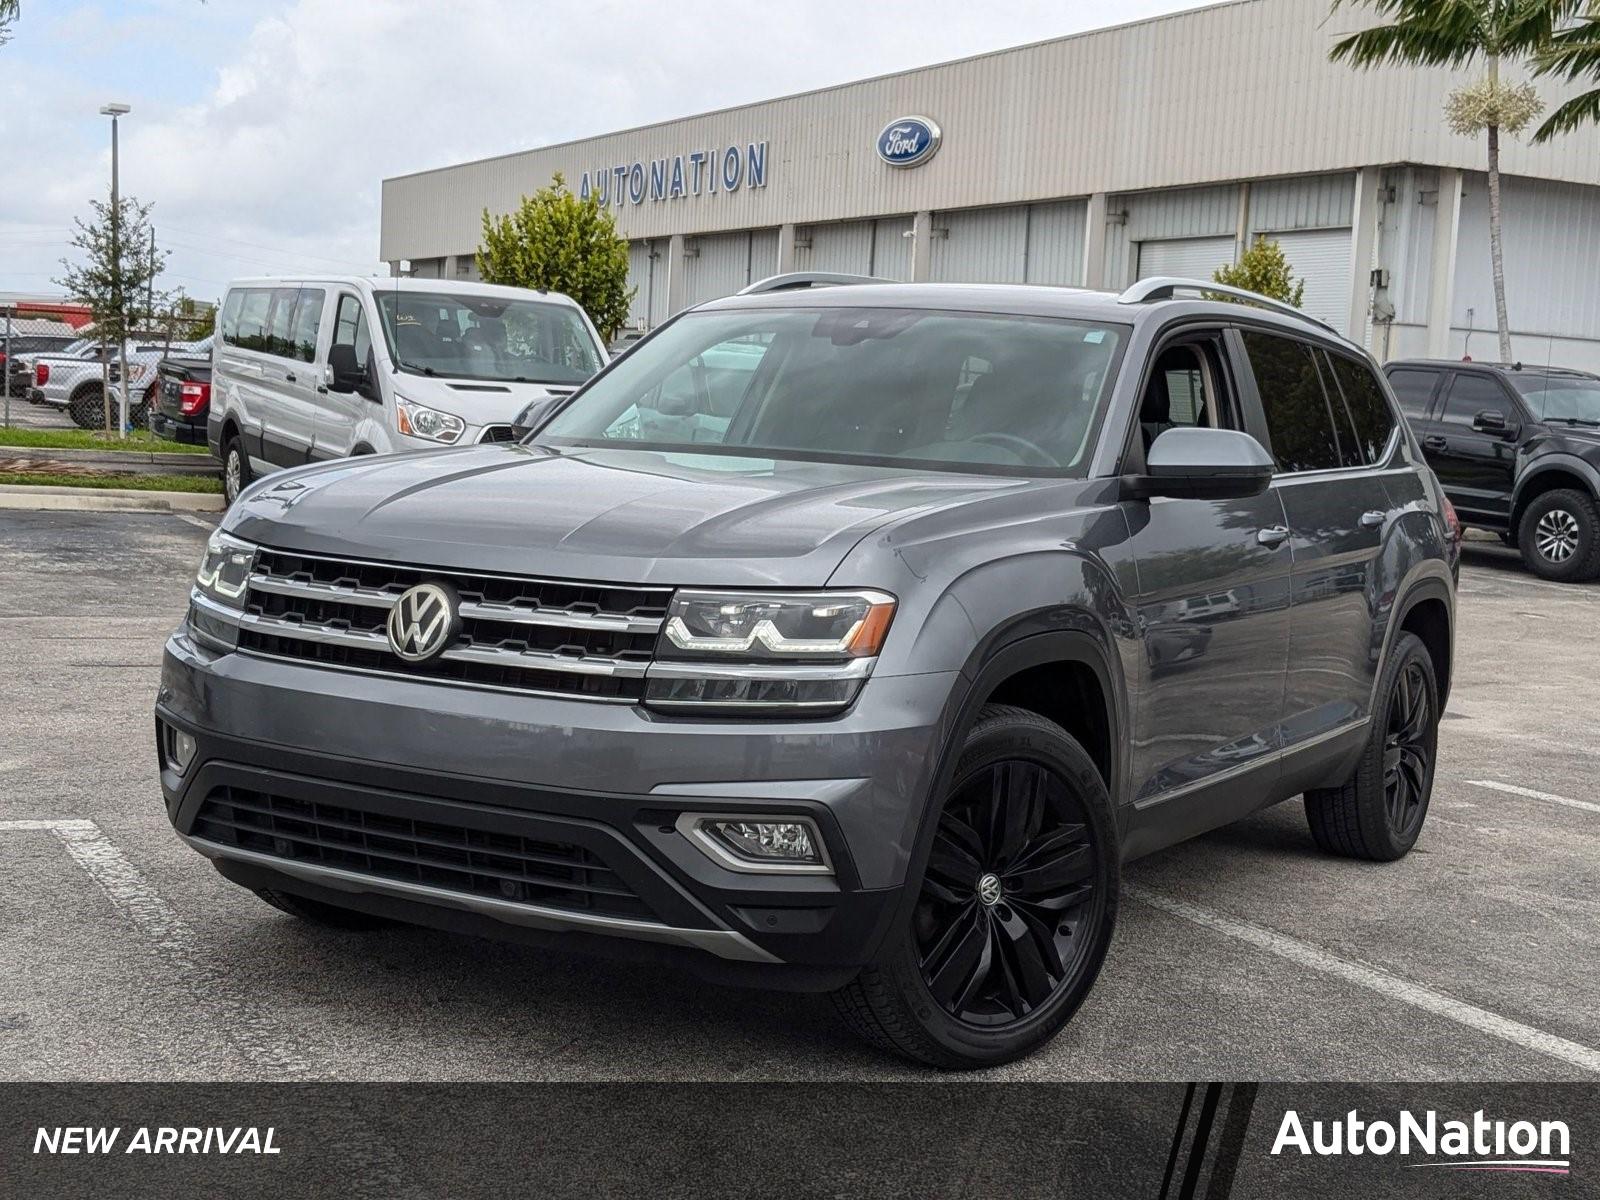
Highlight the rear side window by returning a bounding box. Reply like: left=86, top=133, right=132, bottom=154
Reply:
left=266, top=289, right=299, bottom=358
left=1386, top=368, right=1441, bottom=420
left=1325, top=352, right=1398, bottom=465
left=219, top=290, right=244, bottom=345
left=233, top=290, right=272, bottom=353
left=1241, top=330, right=1343, bottom=473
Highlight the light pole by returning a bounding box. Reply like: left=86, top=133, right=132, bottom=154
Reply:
left=100, top=102, right=131, bottom=438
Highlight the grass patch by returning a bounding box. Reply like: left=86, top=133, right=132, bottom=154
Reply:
left=0, top=427, right=210, bottom=454
left=0, top=471, right=223, bottom=494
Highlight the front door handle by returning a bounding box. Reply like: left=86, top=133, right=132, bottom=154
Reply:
left=284, top=371, right=298, bottom=384
left=1257, top=525, right=1291, bottom=547
left=1422, top=435, right=1446, bottom=450
left=1359, top=510, right=1386, bottom=529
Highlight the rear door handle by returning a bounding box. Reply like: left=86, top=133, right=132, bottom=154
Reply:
left=284, top=372, right=297, bottom=384
left=1257, top=525, right=1291, bottom=547
left=1359, top=510, right=1386, bottom=529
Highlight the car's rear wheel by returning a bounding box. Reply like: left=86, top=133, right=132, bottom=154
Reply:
left=832, top=704, right=1118, bottom=1069
left=253, top=888, right=393, bottom=930
left=1516, top=489, right=1600, bottom=582
left=222, top=434, right=250, bottom=505
left=1305, top=631, right=1439, bottom=861
left=67, top=387, right=108, bottom=429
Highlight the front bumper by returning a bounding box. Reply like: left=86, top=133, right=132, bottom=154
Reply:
left=157, top=629, right=956, bottom=988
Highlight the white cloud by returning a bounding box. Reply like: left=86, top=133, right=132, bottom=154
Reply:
left=0, top=0, right=1213, bottom=301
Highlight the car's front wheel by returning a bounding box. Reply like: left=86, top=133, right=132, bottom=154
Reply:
left=1516, top=489, right=1600, bottom=582
left=832, top=704, right=1118, bottom=1069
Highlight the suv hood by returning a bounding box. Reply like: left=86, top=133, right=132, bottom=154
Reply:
left=226, top=443, right=1027, bottom=586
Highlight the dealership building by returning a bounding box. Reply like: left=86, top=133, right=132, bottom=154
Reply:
left=380, top=0, right=1600, bottom=369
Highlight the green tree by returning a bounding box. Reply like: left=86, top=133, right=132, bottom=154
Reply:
left=1331, top=1, right=1579, bottom=364
left=1211, top=236, right=1307, bottom=307
left=477, top=173, right=634, bottom=340
left=55, top=191, right=169, bottom=432
left=1534, top=7, right=1600, bottom=142
left=0, top=1, right=19, bottom=47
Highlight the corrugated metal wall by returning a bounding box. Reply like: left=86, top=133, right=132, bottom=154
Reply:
left=381, top=0, right=1600, bottom=261
left=796, top=221, right=875, bottom=274
left=872, top=216, right=914, bottom=279
left=1249, top=173, right=1355, bottom=233
left=1274, top=228, right=1353, bottom=333
left=1025, top=200, right=1087, bottom=286
left=930, top=206, right=1029, bottom=283
left=1453, top=173, right=1600, bottom=341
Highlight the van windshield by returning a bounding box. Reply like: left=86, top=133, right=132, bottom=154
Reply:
left=376, top=291, right=602, bottom=385
left=536, top=307, right=1127, bottom=476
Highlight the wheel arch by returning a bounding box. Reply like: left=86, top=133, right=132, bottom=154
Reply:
left=1510, top=457, right=1600, bottom=532
left=1385, top=571, right=1455, bottom=710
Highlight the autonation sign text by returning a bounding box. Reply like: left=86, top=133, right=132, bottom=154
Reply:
left=578, top=142, right=769, bottom=208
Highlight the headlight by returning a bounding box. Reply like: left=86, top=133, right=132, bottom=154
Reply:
left=195, top=530, right=255, bottom=608
left=646, top=589, right=895, bottom=715
left=660, top=590, right=895, bottom=660
left=395, top=397, right=465, bottom=444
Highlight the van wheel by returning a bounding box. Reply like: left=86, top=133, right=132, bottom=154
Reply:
left=1305, top=632, right=1439, bottom=861
left=67, top=388, right=108, bottom=429
left=1516, top=489, right=1600, bottom=582
left=222, top=434, right=251, bottom=505
left=253, top=889, right=393, bottom=930
left=832, top=704, right=1118, bottom=1069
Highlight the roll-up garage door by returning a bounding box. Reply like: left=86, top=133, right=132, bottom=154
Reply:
left=1270, top=228, right=1352, bottom=335
left=1136, top=236, right=1236, bottom=283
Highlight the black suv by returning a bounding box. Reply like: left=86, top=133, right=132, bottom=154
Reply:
left=158, top=277, right=1457, bottom=1068
left=1386, top=359, right=1600, bottom=581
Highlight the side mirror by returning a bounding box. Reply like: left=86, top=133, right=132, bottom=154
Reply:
left=1472, top=409, right=1515, bottom=438
left=509, top=394, right=563, bottom=439
left=1127, top=427, right=1276, bottom=501
left=326, top=344, right=367, bottom=395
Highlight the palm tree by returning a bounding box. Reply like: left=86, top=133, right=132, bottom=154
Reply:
left=1331, top=1, right=1579, bottom=363
left=1534, top=9, right=1600, bottom=142
left=0, top=1, right=19, bottom=46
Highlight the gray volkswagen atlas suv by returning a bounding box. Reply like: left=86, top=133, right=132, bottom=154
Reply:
left=156, top=277, right=1458, bottom=1068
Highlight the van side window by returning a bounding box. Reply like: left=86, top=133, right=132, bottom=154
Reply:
left=219, top=290, right=244, bottom=346
left=1241, top=330, right=1344, bottom=473
left=267, top=289, right=299, bottom=359
left=234, top=290, right=272, bottom=353
left=289, top=289, right=325, bottom=363
left=331, top=295, right=371, bottom=366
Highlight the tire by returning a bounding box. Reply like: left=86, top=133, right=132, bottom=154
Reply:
left=253, top=888, right=393, bottom=930
left=831, top=704, right=1119, bottom=1069
left=222, top=434, right=251, bottom=505
left=67, top=388, right=108, bottom=430
left=1516, top=489, right=1600, bottom=582
left=1305, top=632, right=1439, bottom=861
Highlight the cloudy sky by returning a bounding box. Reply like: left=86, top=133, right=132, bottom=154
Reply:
left=0, top=0, right=1216, bottom=303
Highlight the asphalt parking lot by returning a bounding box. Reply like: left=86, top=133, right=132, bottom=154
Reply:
left=2, top=510, right=1597, bottom=1082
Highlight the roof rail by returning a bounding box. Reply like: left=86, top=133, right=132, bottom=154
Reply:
left=737, top=271, right=891, bottom=295
left=1117, top=276, right=1344, bottom=339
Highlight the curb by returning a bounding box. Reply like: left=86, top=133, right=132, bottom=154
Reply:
left=0, top=444, right=217, bottom=475
left=0, top=484, right=224, bottom=514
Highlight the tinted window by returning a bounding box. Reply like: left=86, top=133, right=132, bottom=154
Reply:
left=1387, top=368, right=1441, bottom=420
left=1441, top=374, right=1516, bottom=427
left=1325, top=352, right=1398, bottom=465
left=1313, top=351, right=1364, bottom=468
left=541, top=307, right=1126, bottom=476
left=288, top=289, right=325, bottom=363
left=1242, top=331, right=1343, bottom=473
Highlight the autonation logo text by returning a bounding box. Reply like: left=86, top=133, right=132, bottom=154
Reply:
left=1272, top=1109, right=1571, bottom=1175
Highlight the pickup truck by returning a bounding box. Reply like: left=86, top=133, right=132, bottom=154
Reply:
left=32, top=338, right=210, bottom=429
left=148, top=351, right=212, bottom=444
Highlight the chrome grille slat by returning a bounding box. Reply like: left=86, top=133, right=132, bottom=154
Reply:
left=230, top=548, right=669, bottom=700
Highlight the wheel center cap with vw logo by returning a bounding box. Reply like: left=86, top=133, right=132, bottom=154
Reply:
left=977, top=873, right=1003, bottom=906
left=386, top=582, right=460, bottom=663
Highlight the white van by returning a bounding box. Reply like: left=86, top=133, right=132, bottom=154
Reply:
left=208, top=276, right=608, bottom=503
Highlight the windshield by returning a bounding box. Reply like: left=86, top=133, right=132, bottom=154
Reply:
left=1510, top=373, right=1600, bottom=425
left=376, top=291, right=602, bottom=385
left=536, top=307, right=1127, bottom=476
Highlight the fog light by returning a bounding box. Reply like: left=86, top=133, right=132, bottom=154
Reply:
left=676, top=813, right=832, bottom=875
left=164, top=725, right=196, bottom=774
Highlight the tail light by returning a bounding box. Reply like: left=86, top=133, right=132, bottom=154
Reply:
left=1441, top=496, right=1463, bottom=553
left=35, top=363, right=49, bottom=386
left=178, top=381, right=211, bottom=416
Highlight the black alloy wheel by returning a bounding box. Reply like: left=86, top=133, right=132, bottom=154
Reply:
left=918, top=758, right=1102, bottom=1025
left=1382, top=659, right=1431, bottom=842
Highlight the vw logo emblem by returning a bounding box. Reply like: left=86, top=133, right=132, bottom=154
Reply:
left=977, top=873, right=1003, bottom=906
left=386, top=582, right=459, bottom=663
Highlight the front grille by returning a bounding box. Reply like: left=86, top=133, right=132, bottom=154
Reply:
left=193, top=785, right=654, bottom=920
left=478, top=424, right=516, bottom=443
left=236, top=549, right=669, bottom=700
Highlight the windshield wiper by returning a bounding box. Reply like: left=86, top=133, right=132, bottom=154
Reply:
left=1545, top=416, right=1600, bottom=428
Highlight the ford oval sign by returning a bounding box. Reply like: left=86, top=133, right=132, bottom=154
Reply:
left=876, top=116, right=941, bottom=168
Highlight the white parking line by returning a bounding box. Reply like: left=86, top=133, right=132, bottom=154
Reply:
left=1466, top=779, right=1600, bottom=817
left=175, top=513, right=215, bottom=532
left=1127, top=885, right=1600, bottom=1076
left=1, top=817, right=313, bottom=1075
